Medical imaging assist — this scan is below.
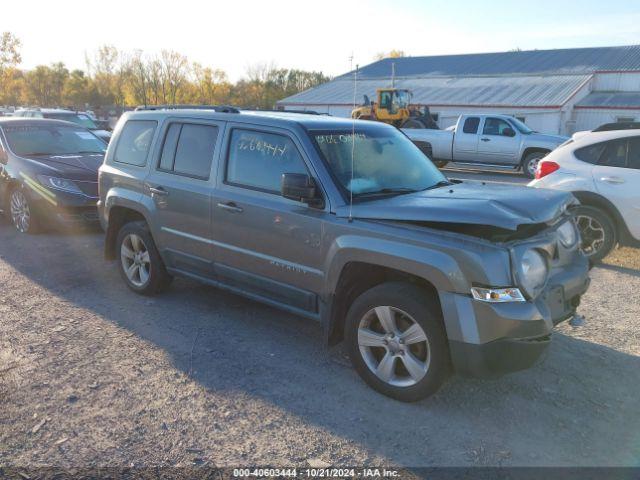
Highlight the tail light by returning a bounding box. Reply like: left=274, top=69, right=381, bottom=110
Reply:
left=535, top=160, right=560, bottom=180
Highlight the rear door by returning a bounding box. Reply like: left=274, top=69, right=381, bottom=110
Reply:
left=452, top=116, right=481, bottom=162
left=476, top=117, right=520, bottom=164
left=144, top=118, right=224, bottom=276
left=211, top=124, right=325, bottom=316
left=592, top=136, right=640, bottom=240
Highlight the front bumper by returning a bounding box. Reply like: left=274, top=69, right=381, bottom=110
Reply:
left=26, top=186, right=99, bottom=228
left=441, top=255, right=590, bottom=378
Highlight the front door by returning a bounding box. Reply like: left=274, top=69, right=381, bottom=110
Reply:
left=211, top=125, right=325, bottom=316
left=476, top=117, right=520, bottom=164
left=144, top=119, right=223, bottom=276
left=592, top=136, right=640, bottom=240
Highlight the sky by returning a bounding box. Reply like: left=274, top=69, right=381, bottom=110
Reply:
left=2, top=0, right=640, bottom=81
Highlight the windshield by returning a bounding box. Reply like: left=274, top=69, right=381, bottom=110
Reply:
left=47, top=113, right=98, bottom=130
left=509, top=117, right=533, bottom=134
left=3, top=124, right=107, bottom=156
left=395, top=90, right=410, bottom=109
left=312, top=126, right=447, bottom=198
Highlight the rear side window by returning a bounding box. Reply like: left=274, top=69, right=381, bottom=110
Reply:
left=598, top=139, right=627, bottom=168
left=462, top=117, right=480, bottom=134
left=574, top=142, right=606, bottom=164
left=158, top=123, right=218, bottom=179
left=114, top=120, right=157, bottom=166
left=226, top=129, right=307, bottom=193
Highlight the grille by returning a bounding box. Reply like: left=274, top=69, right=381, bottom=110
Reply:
left=76, top=181, right=99, bottom=197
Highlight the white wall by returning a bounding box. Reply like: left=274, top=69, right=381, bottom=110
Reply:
left=593, top=72, right=640, bottom=91
left=574, top=108, right=640, bottom=132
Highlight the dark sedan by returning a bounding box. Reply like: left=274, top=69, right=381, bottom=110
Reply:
left=0, top=118, right=106, bottom=233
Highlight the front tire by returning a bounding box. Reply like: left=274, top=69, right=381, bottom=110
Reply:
left=522, top=152, right=547, bottom=179
left=116, top=221, right=172, bottom=295
left=572, top=205, right=616, bottom=265
left=345, top=282, right=450, bottom=402
left=9, top=188, right=40, bottom=234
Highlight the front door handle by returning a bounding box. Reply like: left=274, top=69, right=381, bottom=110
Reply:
left=480, top=137, right=490, bottom=142
left=600, top=176, right=625, bottom=184
left=148, top=185, right=169, bottom=196
left=217, top=201, right=243, bottom=213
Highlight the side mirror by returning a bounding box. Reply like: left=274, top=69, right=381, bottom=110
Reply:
left=503, top=127, right=516, bottom=137
left=281, top=173, right=322, bottom=207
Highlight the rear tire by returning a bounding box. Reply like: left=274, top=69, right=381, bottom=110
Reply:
left=521, top=152, right=547, bottom=179
left=345, top=282, right=451, bottom=402
left=116, top=221, right=172, bottom=295
left=572, top=205, right=616, bottom=265
left=401, top=118, right=427, bottom=129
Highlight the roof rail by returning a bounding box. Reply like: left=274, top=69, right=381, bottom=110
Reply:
left=134, top=104, right=241, bottom=113
left=247, top=108, right=330, bottom=116
left=593, top=122, right=640, bottom=132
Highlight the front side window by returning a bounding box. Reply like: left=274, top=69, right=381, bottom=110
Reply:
left=462, top=117, right=480, bottom=134
left=483, top=118, right=512, bottom=136
left=113, top=120, right=157, bottom=166
left=627, top=137, right=640, bottom=169
left=312, top=125, right=446, bottom=197
left=3, top=124, right=106, bottom=156
left=226, top=129, right=307, bottom=193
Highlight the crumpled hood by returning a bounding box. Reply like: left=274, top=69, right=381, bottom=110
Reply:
left=20, top=153, right=104, bottom=179
left=336, top=181, right=577, bottom=231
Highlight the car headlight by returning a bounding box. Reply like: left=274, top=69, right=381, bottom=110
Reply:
left=518, top=249, right=549, bottom=298
left=557, top=220, right=577, bottom=248
left=471, top=287, right=525, bottom=303
left=37, top=175, right=83, bottom=195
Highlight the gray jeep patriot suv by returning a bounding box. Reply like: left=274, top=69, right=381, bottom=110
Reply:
left=98, top=106, right=590, bottom=401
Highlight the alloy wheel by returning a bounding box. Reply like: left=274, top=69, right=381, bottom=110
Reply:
left=527, top=156, right=542, bottom=177
left=576, top=214, right=605, bottom=256
left=357, top=306, right=431, bottom=387
left=120, top=233, right=151, bottom=287
left=10, top=190, right=31, bottom=233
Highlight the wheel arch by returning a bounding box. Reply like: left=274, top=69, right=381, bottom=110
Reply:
left=104, top=205, right=151, bottom=260
left=520, top=147, right=550, bottom=165
left=325, top=261, right=444, bottom=347
left=571, top=190, right=631, bottom=244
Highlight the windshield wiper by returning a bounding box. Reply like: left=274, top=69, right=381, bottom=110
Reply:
left=423, top=180, right=453, bottom=190
left=354, top=187, right=419, bottom=198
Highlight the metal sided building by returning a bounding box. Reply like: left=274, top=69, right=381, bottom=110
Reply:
left=277, top=45, right=640, bottom=135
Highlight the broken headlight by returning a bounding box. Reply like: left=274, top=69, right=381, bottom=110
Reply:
left=518, top=248, right=549, bottom=298
left=557, top=220, right=578, bottom=248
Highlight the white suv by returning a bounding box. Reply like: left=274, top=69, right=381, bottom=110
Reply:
left=529, top=126, right=640, bottom=263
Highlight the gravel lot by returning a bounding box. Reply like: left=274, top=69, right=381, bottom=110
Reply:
left=1, top=186, right=639, bottom=468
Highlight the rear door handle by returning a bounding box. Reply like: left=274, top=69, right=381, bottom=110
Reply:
left=148, top=185, right=169, bottom=196
left=480, top=138, right=490, bottom=142
left=600, top=176, right=625, bottom=184
left=217, top=201, right=243, bottom=213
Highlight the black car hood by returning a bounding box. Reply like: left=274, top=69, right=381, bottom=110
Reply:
left=19, top=153, right=104, bottom=178
left=335, top=181, right=577, bottom=231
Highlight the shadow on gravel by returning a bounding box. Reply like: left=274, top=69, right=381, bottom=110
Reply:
left=1, top=224, right=639, bottom=467
left=598, top=262, right=640, bottom=278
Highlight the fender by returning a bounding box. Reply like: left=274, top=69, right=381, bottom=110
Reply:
left=324, top=234, right=468, bottom=296
left=103, top=188, right=154, bottom=259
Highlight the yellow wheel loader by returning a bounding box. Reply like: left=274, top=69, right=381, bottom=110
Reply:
left=351, top=88, right=438, bottom=129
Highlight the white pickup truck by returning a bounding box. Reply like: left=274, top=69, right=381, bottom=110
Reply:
left=403, top=114, right=568, bottom=178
